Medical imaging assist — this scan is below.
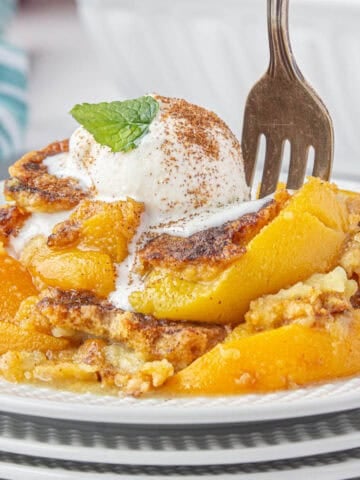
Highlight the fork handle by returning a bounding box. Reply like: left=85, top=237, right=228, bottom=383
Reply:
left=267, top=0, right=302, bottom=81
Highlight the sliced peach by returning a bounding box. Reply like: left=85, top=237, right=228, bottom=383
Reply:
left=131, top=179, right=348, bottom=323
left=0, top=322, right=68, bottom=354
left=0, top=247, right=37, bottom=322
left=284, top=178, right=348, bottom=232
left=22, top=236, right=115, bottom=297
left=48, top=198, right=144, bottom=263
left=162, top=316, right=360, bottom=395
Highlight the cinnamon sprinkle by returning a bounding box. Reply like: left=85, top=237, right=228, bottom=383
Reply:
left=154, top=95, right=244, bottom=209
left=156, top=95, right=236, bottom=161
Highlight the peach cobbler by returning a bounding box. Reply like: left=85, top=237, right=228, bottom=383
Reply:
left=1, top=95, right=360, bottom=396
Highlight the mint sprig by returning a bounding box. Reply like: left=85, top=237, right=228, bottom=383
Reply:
left=70, top=96, right=159, bottom=153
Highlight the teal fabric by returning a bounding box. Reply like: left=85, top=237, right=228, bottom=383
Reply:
left=0, top=0, right=16, bottom=33
left=0, top=0, right=28, bottom=164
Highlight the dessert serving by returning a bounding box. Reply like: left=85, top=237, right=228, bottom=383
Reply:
left=1, top=94, right=360, bottom=397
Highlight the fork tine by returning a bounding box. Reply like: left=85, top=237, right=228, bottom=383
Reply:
left=241, top=119, right=260, bottom=188
left=259, top=136, right=284, bottom=198
left=286, top=140, right=309, bottom=190
left=312, top=140, right=333, bottom=180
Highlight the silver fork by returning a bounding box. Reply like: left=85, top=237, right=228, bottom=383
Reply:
left=241, top=0, right=334, bottom=198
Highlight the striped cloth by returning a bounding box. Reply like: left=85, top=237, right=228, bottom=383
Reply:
left=0, top=0, right=28, bottom=164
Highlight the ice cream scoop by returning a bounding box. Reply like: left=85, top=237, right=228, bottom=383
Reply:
left=46, top=95, right=250, bottom=227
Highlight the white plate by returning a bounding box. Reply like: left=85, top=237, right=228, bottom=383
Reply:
left=1, top=447, right=360, bottom=480
left=3, top=463, right=360, bottom=480
left=1, top=377, right=360, bottom=424
left=0, top=178, right=360, bottom=425
left=0, top=409, right=359, bottom=465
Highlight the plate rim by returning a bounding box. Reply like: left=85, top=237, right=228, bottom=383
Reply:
left=0, top=378, right=360, bottom=424
left=1, top=459, right=360, bottom=480
left=0, top=418, right=359, bottom=465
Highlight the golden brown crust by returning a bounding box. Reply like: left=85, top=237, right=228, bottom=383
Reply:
left=0, top=205, right=30, bottom=246
left=4, top=140, right=89, bottom=213
left=345, top=195, right=360, bottom=230
left=244, top=267, right=356, bottom=332
left=36, top=288, right=228, bottom=371
left=47, top=222, right=80, bottom=249
left=0, top=343, right=175, bottom=397
left=138, top=191, right=290, bottom=276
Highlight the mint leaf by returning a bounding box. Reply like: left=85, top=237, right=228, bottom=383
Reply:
left=70, top=96, right=159, bottom=153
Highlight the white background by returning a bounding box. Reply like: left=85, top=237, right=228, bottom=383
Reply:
left=6, top=0, right=360, bottom=178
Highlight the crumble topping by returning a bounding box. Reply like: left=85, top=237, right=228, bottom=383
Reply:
left=4, top=140, right=89, bottom=212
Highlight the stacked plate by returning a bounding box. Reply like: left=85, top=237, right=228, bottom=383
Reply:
left=0, top=376, right=360, bottom=479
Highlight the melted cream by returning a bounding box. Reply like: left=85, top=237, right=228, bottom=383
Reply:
left=44, top=152, right=91, bottom=191
left=108, top=196, right=273, bottom=310
left=8, top=210, right=72, bottom=259
left=156, top=196, right=273, bottom=237
left=6, top=193, right=270, bottom=311
left=108, top=217, right=148, bottom=311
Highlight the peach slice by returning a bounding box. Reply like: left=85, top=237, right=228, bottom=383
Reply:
left=162, top=316, right=360, bottom=395
left=130, top=179, right=349, bottom=323
left=0, top=322, right=69, bottom=354
left=0, top=246, right=37, bottom=322
left=21, top=236, right=115, bottom=298
left=48, top=198, right=144, bottom=263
